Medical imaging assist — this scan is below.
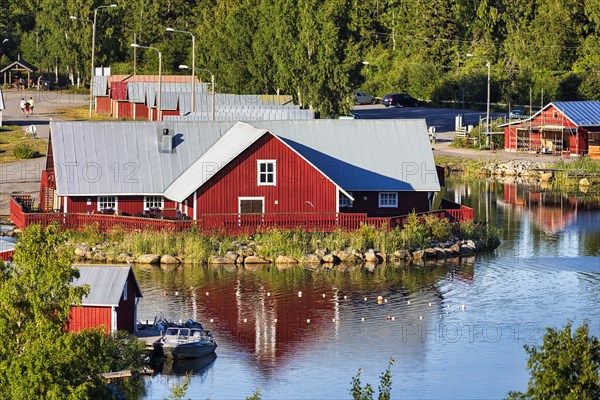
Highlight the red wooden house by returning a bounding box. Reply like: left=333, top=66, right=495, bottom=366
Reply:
left=69, top=266, right=143, bottom=334
left=500, top=101, right=600, bottom=158
left=39, top=119, right=440, bottom=223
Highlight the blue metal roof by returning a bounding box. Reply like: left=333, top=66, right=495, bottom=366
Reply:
left=552, top=101, right=600, bottom=127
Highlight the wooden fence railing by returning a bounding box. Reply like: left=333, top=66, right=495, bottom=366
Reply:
left=10, top=195, right=475, bottom=234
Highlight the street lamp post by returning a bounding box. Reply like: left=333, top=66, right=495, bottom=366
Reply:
left=85, top=4, right=117, bottom=119
left=166, top=28, right=196, bottom=112
left=179, top=65, right=214, bottom=121
left=466, top=53, right=491, bottom=148
left=132, top=44, right=162, bottom=120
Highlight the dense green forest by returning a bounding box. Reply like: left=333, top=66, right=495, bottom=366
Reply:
left=1, top=0, right=600, bottom=114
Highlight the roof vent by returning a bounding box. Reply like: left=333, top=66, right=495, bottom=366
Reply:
left=161, top=128, right=173, bottom=152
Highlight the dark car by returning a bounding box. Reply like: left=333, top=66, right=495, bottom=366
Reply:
left=382, top=93, right=419, bottom=108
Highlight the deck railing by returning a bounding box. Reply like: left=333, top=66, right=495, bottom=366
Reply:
left=9, top=195, right=475, bottom=234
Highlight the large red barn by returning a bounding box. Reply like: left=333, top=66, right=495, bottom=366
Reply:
left=41, top=120, right=440, bottom=221
left=500, top=101, right=600, bottom=158
left=69, top=266, right=143, bottom=334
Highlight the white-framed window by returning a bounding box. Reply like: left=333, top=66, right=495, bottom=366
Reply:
left=144, top=196, right=164, bottom=210
left=378, top=192, right=398, bottom=208
left=98, top=196, right=117, bottom=211
left=339, top=191, right=353, bottom=208
left=257, top=160, right=276, bottom=186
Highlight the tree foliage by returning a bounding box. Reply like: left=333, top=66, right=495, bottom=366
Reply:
left=2, top=0, right=600, bottom=113
left=507, top=321, right=600, bottom=400
left=0, top=224, right=146, bottom=398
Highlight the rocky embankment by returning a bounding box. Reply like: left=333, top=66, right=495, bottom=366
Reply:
left=72, top=237, right=500, bottom=267
left=481, top=160, right=552, bottom=179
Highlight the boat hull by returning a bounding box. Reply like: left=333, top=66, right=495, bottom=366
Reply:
left=162, top=341, right=218, bottom=360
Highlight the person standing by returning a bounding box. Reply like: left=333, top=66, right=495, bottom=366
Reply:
left=19, top=98, right=26, bottom=114
left=24, top=100, right=30, bottom=117
left=27, top=97, right=35, bottom=115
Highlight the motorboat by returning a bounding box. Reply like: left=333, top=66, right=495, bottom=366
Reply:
left=156, top=324, right=218, bottom=359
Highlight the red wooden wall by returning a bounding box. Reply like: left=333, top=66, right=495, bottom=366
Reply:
left=111, top=82, right=128, bottom=100
left=96, top=96, right=112, bottom=114
left=66, top=196, right=177, bottom=216
left=69, top=306, right=111, bottom=334
left=133, top=103, right=149, bottom=120
left=193, top=134, right=338, bottom=215
left=347, top=191, right=430, bottom=217
left=116, top=272, right=139, bottom=333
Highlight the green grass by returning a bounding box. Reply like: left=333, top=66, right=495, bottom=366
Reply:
left=0, top=125, right=46, bottom=163
left=54, top=105, right=116, bottom=121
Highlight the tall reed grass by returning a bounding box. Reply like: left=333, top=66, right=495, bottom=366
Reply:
left=69, top=213, right=499, bottom=262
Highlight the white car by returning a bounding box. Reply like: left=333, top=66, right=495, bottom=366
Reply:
left=354, top=92, right=375, bottom=105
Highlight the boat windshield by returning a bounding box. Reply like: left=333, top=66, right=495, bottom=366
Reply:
left=165, top=327, right=179, bottom=336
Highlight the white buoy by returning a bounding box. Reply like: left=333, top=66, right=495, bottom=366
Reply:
left=428, top=302, right=432, bottom=307
left=210, top=319, right=214, bottom=323
left=419, top=316, right=423, bottom=320
left=364, top=297, right=368, bottom=301
left=267, top=292, right=271, bottom=296
left=322, top=293, right=326, bottom=298
left=391, top=316, right=395, bottom=321
left=206, top=292, right=209, bottom=296
left=407, top=300, right=411, bottom=305
left=361, top=317, right=365, bottom=322
left=243, top=318, right=247, bottom=323
left=274, top=318, right=278, bottom=323
left=384, top=299, right=388, bottom=303
left=306, top=319, right=311, bottom=324
left=332, top=318, right=336, bottom=322
left=344, top=295, right=348, bottom=300
left=298, top=291, right=303, bottom=297
left=461, top=304, right=467, bottom=311
left=175, top=291, right=179, bottom=296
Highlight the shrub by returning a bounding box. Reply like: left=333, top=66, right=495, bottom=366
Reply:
left=13, top=143, right=36, bottom=159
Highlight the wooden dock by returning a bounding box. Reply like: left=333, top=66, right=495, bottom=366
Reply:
left=135, top=326, right=163, bottom=351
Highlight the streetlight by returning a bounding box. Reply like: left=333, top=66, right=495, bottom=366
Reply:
left=466, top=53, right=491, bottom=148
left=72, top=4, right=117, bottom=118
left=166, top=27, right=196, bottom=112
left=179, top=65, right=214, bottom=121
left=132, top=44, right=162, bottom=120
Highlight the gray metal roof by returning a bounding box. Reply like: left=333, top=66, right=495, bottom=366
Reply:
left=72, top=266, right=142, bottom=307
left=257, top=119, right=439, bottom=192
left=50, top=120, right=235, bottom=196
left=50, top=119, right=439, bottom=199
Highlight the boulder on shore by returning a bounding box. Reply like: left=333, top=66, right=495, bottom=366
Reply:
left=136, top=254, right=161, bottom=264
left=161, top=255, right=181, bottom=265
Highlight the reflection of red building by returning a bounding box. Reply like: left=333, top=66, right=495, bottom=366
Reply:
left=502, top=182, right=577, bottom=234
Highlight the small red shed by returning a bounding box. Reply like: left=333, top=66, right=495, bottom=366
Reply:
left=500, top=101, right=600, bottom=158
left=68, top=266, right=142, bottom=334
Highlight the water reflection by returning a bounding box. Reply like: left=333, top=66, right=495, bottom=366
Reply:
left=135, top=260, right=475, bottom=375
left=136, top=178, right=599, bottom=399
left=151, top=353, right=217, bottom=376
left=442, top=178, right=600, bottom=257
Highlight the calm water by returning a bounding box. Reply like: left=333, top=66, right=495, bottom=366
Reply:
left=137, top=179, right=600, bottom=399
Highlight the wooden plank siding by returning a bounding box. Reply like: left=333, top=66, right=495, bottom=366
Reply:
left=345, top=191, right=430, bottom=217
left=66, top=196, right=178, bottom=217
left=96, top=96, right=112, bottom=114
left=68, top=306, right=112, bottom=334
left=193, top=134, right=338, bottom=215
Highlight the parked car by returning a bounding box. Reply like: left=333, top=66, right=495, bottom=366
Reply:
left=382, top=93, right=419, bottom=108
left=338, top=113, right=360, bottom=120
left=354, top=92, right=375, bottom=105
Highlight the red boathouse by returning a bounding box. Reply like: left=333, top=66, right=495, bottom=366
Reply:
left=68, top=266, right=143, bottom=334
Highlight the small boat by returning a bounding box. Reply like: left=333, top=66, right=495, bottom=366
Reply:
left=157, top=324, right=218, bottom=360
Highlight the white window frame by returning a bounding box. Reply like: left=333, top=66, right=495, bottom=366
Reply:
left=257, top=160, right=276, bottom=186
left=97, top=196, right=117, bottom=211
left=144, top=196, right=164, bottom=211
left=378, top=192, right=398, bottom=208
left=339, top=191, right=353, bottom=208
